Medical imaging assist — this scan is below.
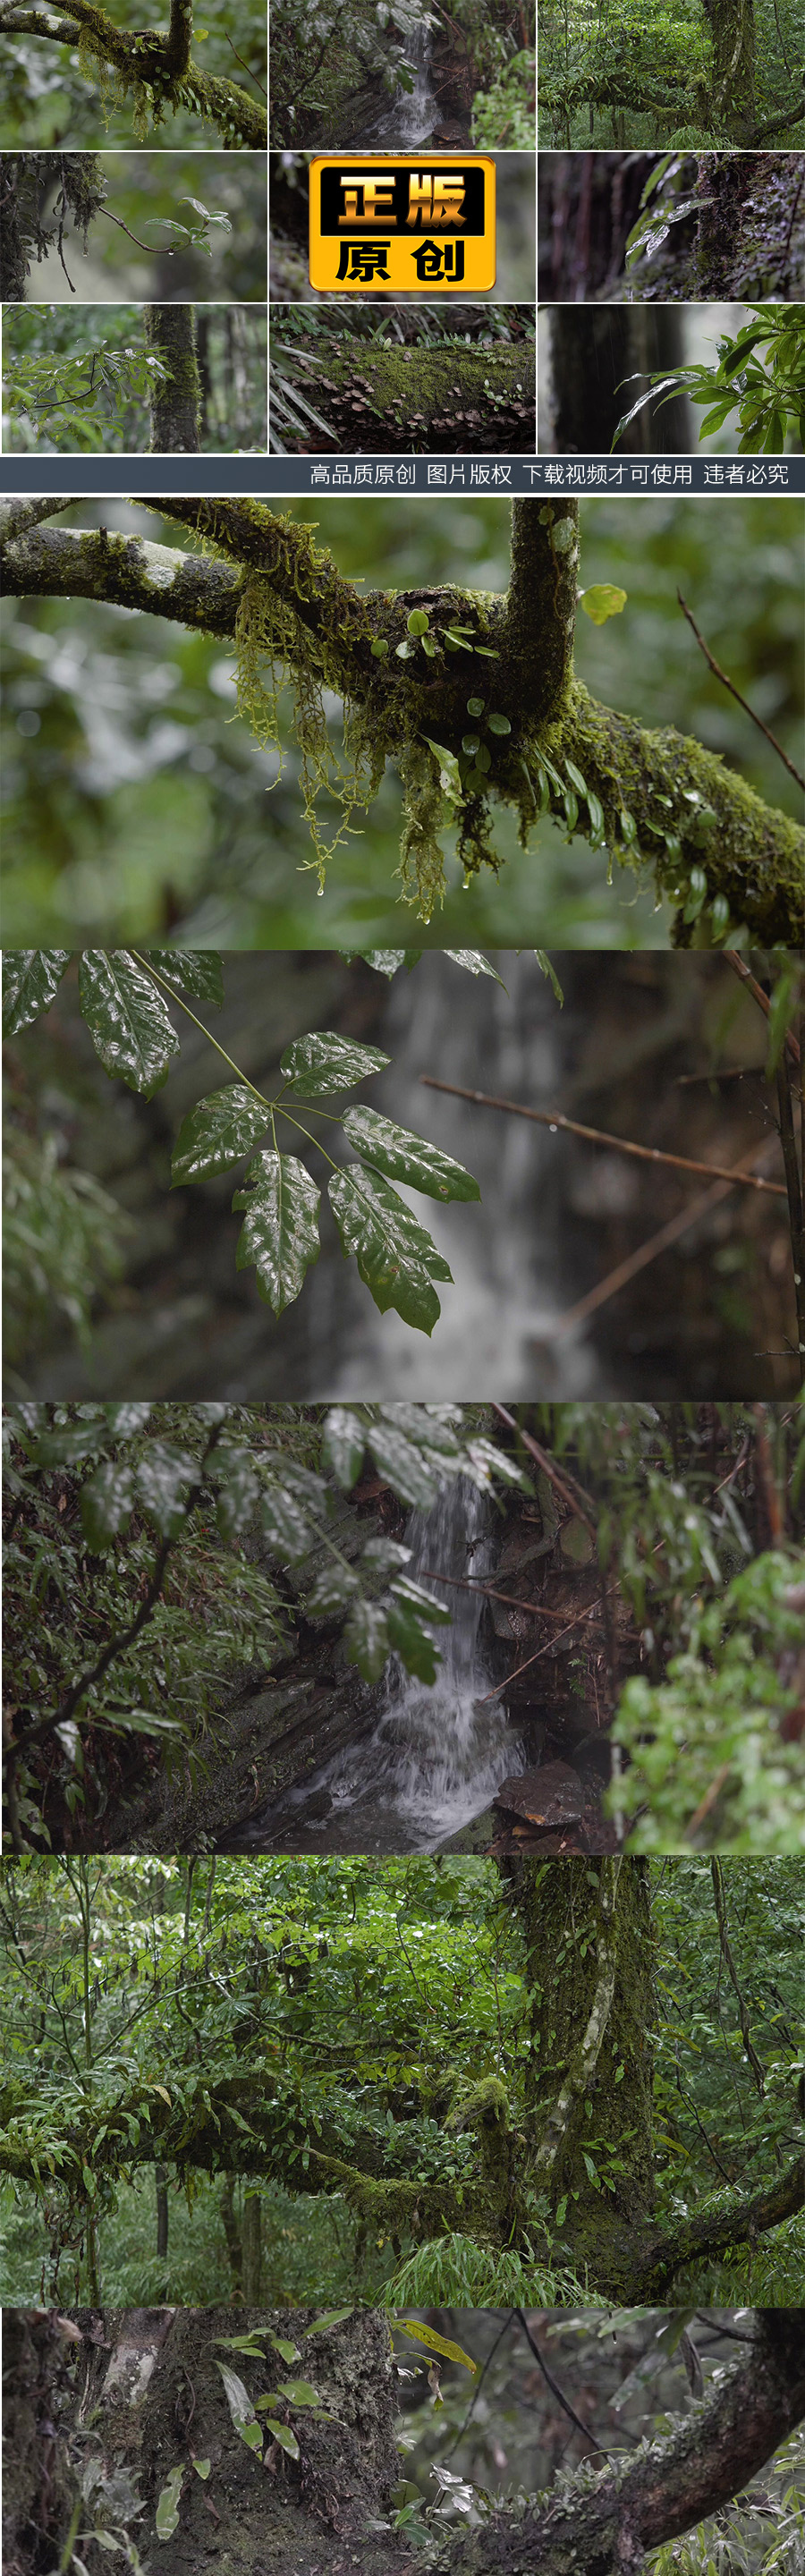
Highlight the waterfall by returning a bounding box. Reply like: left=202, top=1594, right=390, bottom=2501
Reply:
left=325, top=953, right=601, bottom=1397
left=258, top=1477, right=522, bottom=1852
left=360, top=9, right=439, bottom=147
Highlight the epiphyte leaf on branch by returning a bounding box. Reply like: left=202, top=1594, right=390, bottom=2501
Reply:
left=172, top=1084, right=268, bottom=1186
left=233, top=1151, right=321, bottom=1314
left=342, top=1104, right=481, bottom=1203
left=579, top=585, right=628, bottom=625
left=279, top=1032, right=390, bottom=1096
left=328, top=1166, right=451, bottom=1335
left=78, top=951, right=181, bottom=1097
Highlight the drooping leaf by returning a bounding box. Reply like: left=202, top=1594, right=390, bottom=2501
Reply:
left=215, top=2360, right=263, bottom=2452
left=342, top=1105, right=480, bottom=1204
left=3, top=950, right=72, bottom=1038
left=329, top=1168, right=451, bottom=1335
left=343, top=1596, right=392, bottom=1682
left=156, top=2468, right=183, bottom=2539
left=365, top=1422, right=445, bottom=1507
left=78, top=953, right=180, bottom=1097
left=395, top=2321, right=477, bottom=2372
left=214, top=1449, right=260, bottom=1539
left=80, top=1460, right=137, bottom=1552
left=145, top=951, right=225, bottom=1008
left=134, top=1442, right=199, bottom=1536
left=267, top=2421, right=301, bottom=2459
left=279, top=1032, right=389, bottom=1096
left=172, top=1084, right=268, bottom=1186
left=259, top=1480, right=318, bottom=1562
left=322, top=1406, right=367, bottom=1490
left=305, top=1560, right=360, bottom=1615
left=233, top=1152, right=320, bottom=1314
left=444, top=952, right=505, bottom=983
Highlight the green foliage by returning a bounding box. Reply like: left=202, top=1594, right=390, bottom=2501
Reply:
left=3, top=497, right=801, bottom=950
left=613, top=307, right=805, bottom=454
left=3, top=1127, right=131, bottom=1375
left=0, top=0, right=267, bottom=150
left=4, top=949, right=480, bottom=1339
left=470, top=41, right=535, bottom=143
left=2, top=304, right=169, bottom=452
left=611, top=1550, right=805, bottom=1852
left=2, top=299, right=266, bottom=453
left=3, top=1402, right=526, bottom=1842
left=538, top=0, right=803, bottom=146
left=387, top=2229, right=587, bottom=2302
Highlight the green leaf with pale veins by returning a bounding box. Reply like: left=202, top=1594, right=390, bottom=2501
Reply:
left=279, top=1032, right=390, bottom=1096
left=78, top=952, right=180, bottom=1097
left=145, top=951, right=225, bottom=1008
left=172, top=1084, right=268, bottom=1186
left=322, top=1406, right=367, bottom=1489
left=329, top=1168, right=451, bottom=1335
left=3, top=950, right=72, bottom=1038
left=233, top=1151, right=321, bottom=1313
left=343, top=1105, right=480, bottom=1204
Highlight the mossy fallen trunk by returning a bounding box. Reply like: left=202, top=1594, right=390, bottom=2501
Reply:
left=276, top=343, right=535, bottom=453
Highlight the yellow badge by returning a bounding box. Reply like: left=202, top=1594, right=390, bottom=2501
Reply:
left=309, top=157, right=496, bottom=293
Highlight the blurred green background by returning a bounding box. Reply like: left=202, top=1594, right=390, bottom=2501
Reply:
left=1, top=496, right=801, bottom=946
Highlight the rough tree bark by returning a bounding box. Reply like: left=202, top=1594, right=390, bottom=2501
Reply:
left=547, top=308, right=691, bottom=451
left=0, top=496, right=801, bottom=944
left=0, top=151, right=106, bottom=301
left=3, top=2306, right=805, bottom=2576
left=145, top=301, right=200, bottom=452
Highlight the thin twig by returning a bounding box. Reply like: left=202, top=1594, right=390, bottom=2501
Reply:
left=724, top=955, right=801, bottom=1068
left=490, top=1401, right=597, bottom=1533
left=677, top=591, right=805, bottom=792
left=545, top=1137, right=783, bottom=1342
left=419, top=1076, right=786, bottom=1196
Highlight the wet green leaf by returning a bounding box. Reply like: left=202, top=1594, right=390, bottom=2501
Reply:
left=279, top=1032, right=390, bottom=1097
left=233, top=1152, right=321, bottom=1314
left=329, top=1167, right=450, bottom=1335
left=322, top=1406, right=366, bottom=1489
left=172, top=1083, right=268, bottom=1186
left=343, top=1104, right=480, bottom=1203
left=2, top=949, right=72, bottom=1038
left=156, top=2467, right=183, bottom=2539
left=145, top=951, right=225, bottom=1007
left=79, top=952, right=180, bottom=1097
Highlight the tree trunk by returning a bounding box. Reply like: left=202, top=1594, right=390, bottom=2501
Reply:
left=547, top=307, right=691, bottom=451
left=705, top=0, right=756, bottom=139
left=510, top=1857, right=657, bottom=2257
left=1, top=2307, right=404, bottom=2576
left=145, top=303, right=200, bottom=453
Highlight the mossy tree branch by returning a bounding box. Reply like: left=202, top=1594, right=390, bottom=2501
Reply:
left=430, top=2315, right=805, bottom=2576
left=0, top=497, right=801, bottom=938
left=0, top=0, right=267, bottom=144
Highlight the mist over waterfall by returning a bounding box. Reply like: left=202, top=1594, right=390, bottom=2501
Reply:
left=269, top=1476, right=521, bottom=1853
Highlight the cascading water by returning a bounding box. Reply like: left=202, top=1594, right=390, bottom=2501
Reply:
left=358, top=8, right=439, bottom=147
left=324, top=953, right=602, bottom=1397
left=261, top=1478, right=523, bottom=1853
